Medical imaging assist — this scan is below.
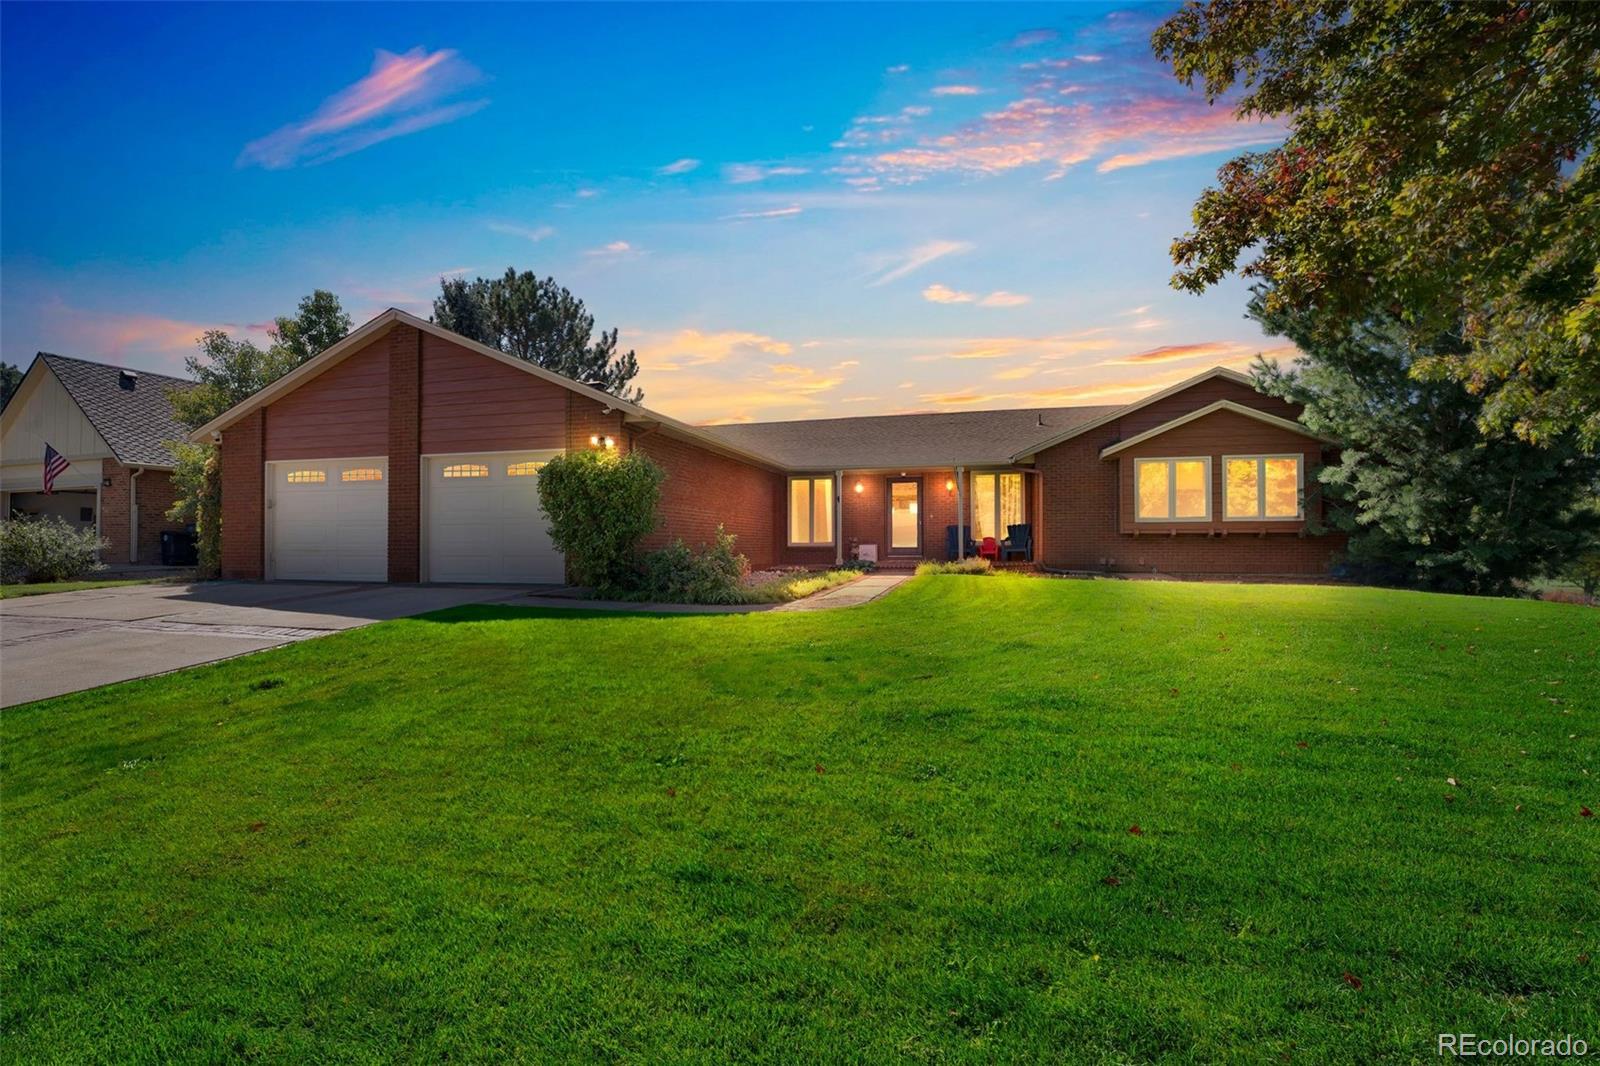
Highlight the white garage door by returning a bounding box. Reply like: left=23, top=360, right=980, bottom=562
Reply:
left=426, top=451, right=563, bottom=583
left=267, top=458, right=388, bottom=581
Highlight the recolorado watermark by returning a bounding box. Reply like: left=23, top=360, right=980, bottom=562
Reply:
left=1439, top=1033, right=1589, bottom=1057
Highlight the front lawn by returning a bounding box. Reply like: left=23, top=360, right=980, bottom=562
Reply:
left=3, top=577, right=1596, bottom=1060
left=0, top=577, right=167, bottom=599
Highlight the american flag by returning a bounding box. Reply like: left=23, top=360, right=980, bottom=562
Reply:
left=42, top=443, right=70, bottom=494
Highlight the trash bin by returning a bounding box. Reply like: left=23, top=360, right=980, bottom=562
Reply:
left=160, top=529, right=198, bottom=566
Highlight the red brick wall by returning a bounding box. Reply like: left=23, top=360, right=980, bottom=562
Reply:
left=263, top=336, right=389, bottom=461
left=569, top=394, right=626, bottom=455
left=1035, top=391, right=1344, bottom=576
left=387, top=326, right=422, bottom=582
left=97, top=460, right=183, bottom=566
left=775, top=469, right=969, bottom=567
left=634, top=431, right=778, bottom=570
left=220, top=410, right=265, bottom=579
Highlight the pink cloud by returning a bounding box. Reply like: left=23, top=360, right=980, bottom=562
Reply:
left=39, top=299, right=270, bottom=373
left=843, top=82, right=1283, bottom=183
left=931, top=84, right=984, bottom=96
left=239, top=48, right=486, bottom=169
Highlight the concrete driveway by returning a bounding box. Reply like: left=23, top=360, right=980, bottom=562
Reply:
left=0, top=581, right=539, bottom=707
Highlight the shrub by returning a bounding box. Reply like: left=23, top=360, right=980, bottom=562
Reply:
left=637, top=525, right=748, bottom=604
left=837, top=559, right=877, bottom=573
left=0, top=516, right=107, bottom=584
left=536, top=449, right=664, bottom=592
left=741, top=567, right=862, bottom=604
left=915, top=557, right=994, bottom=576
left=166, top=441, right=221, bottom=578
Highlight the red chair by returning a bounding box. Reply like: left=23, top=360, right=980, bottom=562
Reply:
left=977, top=536, right=1000, bottom=561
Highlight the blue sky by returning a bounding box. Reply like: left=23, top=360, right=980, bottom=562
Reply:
left=1, top=2, right=1290, bottom=424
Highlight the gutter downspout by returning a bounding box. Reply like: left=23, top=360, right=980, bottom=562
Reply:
left=955, top=466, right=965, bottom=560
left=834, top=470, right=843, bottom=566
left=128, top=466, right=145, bottom=564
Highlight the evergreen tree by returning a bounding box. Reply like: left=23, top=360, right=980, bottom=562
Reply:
left=431, top=268, right=642, bottom=403
left=1252, top=301, right=1600, bottom=595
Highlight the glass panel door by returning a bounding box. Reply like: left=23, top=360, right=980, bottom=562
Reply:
left=889, top=479, right=920, bottom=553
left=971, top=474, right=997, bottom=541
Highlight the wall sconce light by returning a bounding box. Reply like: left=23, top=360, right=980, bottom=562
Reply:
left=588, top=435, right=616, bottom=449
left=603, top=436, right=615, bottom=449
left=945, top=478, right=955, bottom=492
left=853, top=481, right=864, bottom=493
left=589, top=434, right=600, bottom=446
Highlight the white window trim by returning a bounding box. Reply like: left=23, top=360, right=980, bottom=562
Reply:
left=1133, top=456, right=1213, bottom=523
left=1222, top=454, right=1305, bottom=521
left=786, top=474, right=836, bottom=547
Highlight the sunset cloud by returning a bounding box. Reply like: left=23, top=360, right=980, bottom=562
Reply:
left=855, top=94, right=1281, bottom=182
left=923, top=284, right=1031, bottom=307
left=632, top=328, right=794, bottom=369
left=39, top=299, right=268, bottom=372
left=724, top=163, right=810, bottom=184
left=870, top=239, right=973, bottom=286
left=721, top=205, right=803, bottom=221
left=979, top=291, right=1030, bottom=307
left=585, top=240, right=636, bottom=256
left=239, top=48, right=485, bottom=168
left=931, top=84, right=984, bottom=96
left=923, top=283, right=975, bottom=304
left=1100, top=341, right=1247, bottom=365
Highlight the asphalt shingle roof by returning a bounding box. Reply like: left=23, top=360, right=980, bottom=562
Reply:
left=38, top=353, right=197, bottom=467
left=700, top=404, right=1123, bottom=470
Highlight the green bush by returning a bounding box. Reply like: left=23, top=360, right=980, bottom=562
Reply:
left=1, top=516, right=107, bottom=584
left=915, top=557, right=994, bottom=576
left=536, top=449, right=664, bottom=592
left=166, top=441, right=221, bottom=578
left=637, top=526, right=749, bottom=604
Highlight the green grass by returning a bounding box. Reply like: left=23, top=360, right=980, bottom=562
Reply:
left=0, top=577, right=166, bottom=599
left=3, top=576, right=1597, bottom=1062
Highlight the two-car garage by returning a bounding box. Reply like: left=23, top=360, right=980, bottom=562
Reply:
left=266, top=450, right=563, bottom=584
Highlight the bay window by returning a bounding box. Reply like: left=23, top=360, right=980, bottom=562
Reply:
left=971, top=472, right=1024, bottom=541
left=1134, top=458, right=1211, bottom=521
left=788, top=476, right=835, bottom=546
left=1224, top=455, right=1302, bottom=520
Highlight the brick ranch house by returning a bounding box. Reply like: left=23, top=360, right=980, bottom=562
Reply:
left=190, top=308, right=1345, bottom=584
left=1, top=354, right=193, bottom=565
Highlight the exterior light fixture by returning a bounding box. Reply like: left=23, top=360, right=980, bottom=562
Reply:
left=853, top=481, right=864, bottom=493
left=945, top=479, right=955, bottom=492
left=603, top=436, right=615, bottom=449
left=590, top=434, right=600, bottom=446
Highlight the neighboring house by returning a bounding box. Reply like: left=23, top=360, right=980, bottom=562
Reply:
left=1, top=354, right=195, bottom=565
left=192, top=308, right=1344, bottom=584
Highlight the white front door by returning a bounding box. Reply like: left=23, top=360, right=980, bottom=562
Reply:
left=267, top=458, right=388, bottom=581
left=426, top=451, right=563, bottom=583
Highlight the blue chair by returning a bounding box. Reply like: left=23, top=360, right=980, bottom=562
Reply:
left=1001, top=523, right=1032, bottom=561
left=945, top=525, right=977, bottom=560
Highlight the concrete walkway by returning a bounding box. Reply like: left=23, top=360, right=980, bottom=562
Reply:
left=0, top=581, right=536, bottom=707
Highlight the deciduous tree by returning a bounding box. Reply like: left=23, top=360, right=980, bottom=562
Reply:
left=1155, top=1, right=1600, bottom=445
